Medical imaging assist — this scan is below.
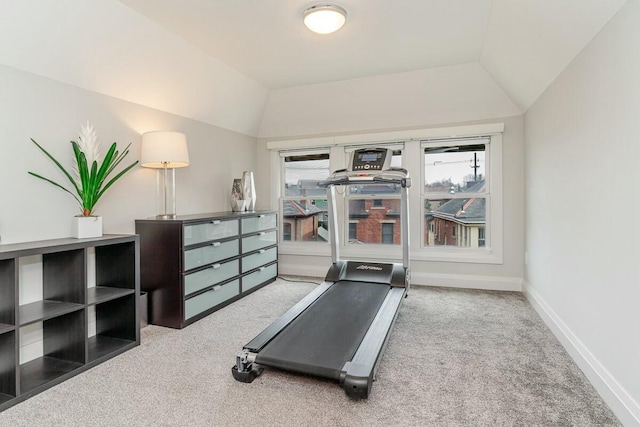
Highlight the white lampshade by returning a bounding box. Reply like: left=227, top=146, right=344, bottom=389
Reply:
left=140, top=131, right=189, bottom=168
left=303, top=4, right=347, bottom=34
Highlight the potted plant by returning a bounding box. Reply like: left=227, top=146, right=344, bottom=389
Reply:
left=28, top=123, right=138, bottom=238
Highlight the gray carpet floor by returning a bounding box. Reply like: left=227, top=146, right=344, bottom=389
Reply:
left=0, top=277, right=620, bottom=426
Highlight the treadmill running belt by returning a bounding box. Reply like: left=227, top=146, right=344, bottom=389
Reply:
left=255, top=280, right=389, bottom=380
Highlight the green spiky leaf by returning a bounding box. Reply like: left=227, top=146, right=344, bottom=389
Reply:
left=29, top=131, right=138, bottom=216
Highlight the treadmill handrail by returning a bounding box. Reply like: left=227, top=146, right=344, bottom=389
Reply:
left=322, top=168, right=411, bottom=188
left=323, top=166, right=411, bottom=266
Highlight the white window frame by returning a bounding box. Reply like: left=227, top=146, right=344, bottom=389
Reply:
left=418, top=133, right=502, bottom=264
left=277, top=149, right=331, bottom=255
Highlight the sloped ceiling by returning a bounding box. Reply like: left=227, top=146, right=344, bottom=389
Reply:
left=0, top=1, right=628, bottom=137
left=120, top=0, right=627, bottom=112
left=0, top=0, right=270, bottom=136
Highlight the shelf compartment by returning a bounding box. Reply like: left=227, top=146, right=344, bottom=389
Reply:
left=0, top=393, right=13, bottom=407
left=19, top=300, right=84, bottom=326
left=95, top=242, right=136, bottom=291
left=0, top=259, right=16, bottom=326
left=87, top=286, right=135, bottom=306
left=19, top=356, right=83, bottom=393
left=87, top=335, right=135, bottom=363
left=0, top=332, right=16, bottom=401
left=0, top=324, right=14, bottom=335
left=89, top=294, right=137, bottom=362
left=42, top=249, right=85, bottom=304
left=19, top=309, right=85, bottom=393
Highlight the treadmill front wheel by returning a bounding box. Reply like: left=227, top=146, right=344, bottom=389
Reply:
left=232, top=351, right=263, bottom=383
left=231, top=364, right=263, bottom=383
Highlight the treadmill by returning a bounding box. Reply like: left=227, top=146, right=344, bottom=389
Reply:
left=232, top=147, right=411, bottom=399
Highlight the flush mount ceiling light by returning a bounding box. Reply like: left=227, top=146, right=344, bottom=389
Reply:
left=303, top=4, right=347, bottom=34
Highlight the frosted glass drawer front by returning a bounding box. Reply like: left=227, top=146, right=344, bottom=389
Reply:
left=184, top=259, right=239, bottom=296
left=243, top=263, right=277, bottom=292
left=242, top=231, right=277, bottom=253
left=185, top=279, right=239, bottom=320
left=242, top=247, right=277, bottom=273
left=242, top=214, right=277, bottom=234
left=184, top=239, right=239, bottom=271
left=183, top=220, right=239, bottom=246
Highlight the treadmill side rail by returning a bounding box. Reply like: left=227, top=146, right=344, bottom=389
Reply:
left=340, top=287, right=405, bottom=399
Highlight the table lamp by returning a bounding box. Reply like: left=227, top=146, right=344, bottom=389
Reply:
left=140, top=131, right=189, bottom=219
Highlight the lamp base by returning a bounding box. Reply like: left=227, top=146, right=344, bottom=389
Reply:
left=155, top=214, right=177, bottom=220
left=155, top=167, right=177, bottom=220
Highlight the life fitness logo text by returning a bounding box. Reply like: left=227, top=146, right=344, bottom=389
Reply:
left=356, top=265, right=383, bottom=271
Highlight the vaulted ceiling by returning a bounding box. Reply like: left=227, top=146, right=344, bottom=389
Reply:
left=0, top=1, right=628, bottom=137
left=119, top=0, right=627, bottom=111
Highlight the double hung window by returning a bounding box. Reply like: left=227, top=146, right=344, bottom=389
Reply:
left=422, top=138, right=490, bottom=249
left=345, top=148, right=403, bottom=246
left=280, top=151, right=330, bottom=243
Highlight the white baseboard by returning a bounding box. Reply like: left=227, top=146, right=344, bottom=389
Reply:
left=411, top=271, right=522, bottom=291
left=524, top=281, right=640, bottom=427
left=278, top=263, right=328, bottom=279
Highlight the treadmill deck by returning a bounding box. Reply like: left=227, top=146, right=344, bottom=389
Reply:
left=255, top=280, right=389, bottom=380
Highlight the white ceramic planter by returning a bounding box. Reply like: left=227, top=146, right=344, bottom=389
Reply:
left=72, top=216, right=103, bottom=239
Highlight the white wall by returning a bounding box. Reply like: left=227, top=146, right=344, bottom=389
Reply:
left=0, top=0, right=269, bottom=137
left=0, top=64, right=256, bottom=244
left=480, top=0, right=628, bottom=111
left=524, top=1, right=640, bottom=425
left=258, top=62, right=521, bottom=138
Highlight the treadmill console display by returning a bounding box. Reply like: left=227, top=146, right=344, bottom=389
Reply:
left=349, top=148, right=391, bottom=172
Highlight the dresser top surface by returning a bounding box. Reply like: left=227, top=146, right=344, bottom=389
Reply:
left=135, top=211, right=276, bottom=225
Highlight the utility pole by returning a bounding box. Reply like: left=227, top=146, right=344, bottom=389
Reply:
left=471, top=152, right=480, bottom=181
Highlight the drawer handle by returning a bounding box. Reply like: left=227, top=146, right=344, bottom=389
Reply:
left=211, top=263, right=221, bottom=269
left=259, top=266, right=266, bottom=272
left=211, top=220, right=221, bottom=225
left=259, top=231, right=266, bottom=236
left=211, top=285, right=222, bottom=292
left=211, top=242, right=221, bottom=247
left=259, top=249, right=266, bottom=254
left=258, top=214, right=265, bottom=218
